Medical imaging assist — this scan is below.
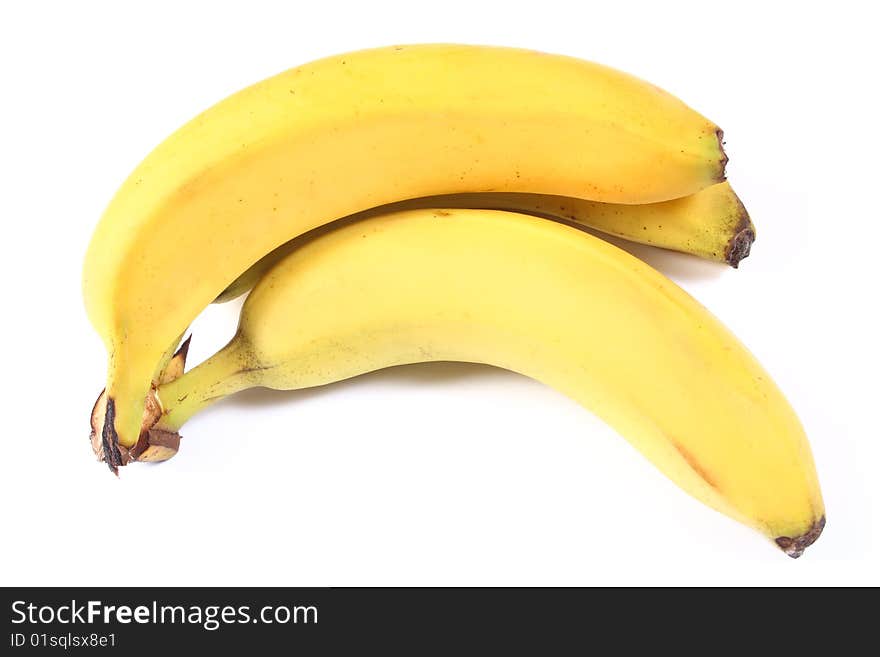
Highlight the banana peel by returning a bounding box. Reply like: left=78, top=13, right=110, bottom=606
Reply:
left=89, top=337, right=189, bottom=473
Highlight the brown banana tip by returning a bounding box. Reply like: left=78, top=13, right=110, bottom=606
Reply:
left=724, top=223, right=756, bottom=268
left=775, top=516, right=826, bottom=559
left=716, top=127, right=728, bottom=181
left=100, top=397, right=125, bottom=476
left=723, top=192, right=755, bottom=268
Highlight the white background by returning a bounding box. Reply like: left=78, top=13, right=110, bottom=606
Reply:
left=1, top=1, right=877, bottom=586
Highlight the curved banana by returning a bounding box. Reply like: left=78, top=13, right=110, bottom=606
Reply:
left=148, top=208, right=823, bottom=557
left=83, top=44, right=727, bottom=468
left=215, top=182, right=753, bottom=303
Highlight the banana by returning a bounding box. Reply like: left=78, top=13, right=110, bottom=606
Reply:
left=215, top=182, right=753, bottom=303
left=144, top=208, right=823, bottom=557
left=82, top=44, right=727, bottom=469
left=90, top=337, right=190, bottom=466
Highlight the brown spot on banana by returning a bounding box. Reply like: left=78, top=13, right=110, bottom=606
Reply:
left=671, top=441, right=719, bottom=490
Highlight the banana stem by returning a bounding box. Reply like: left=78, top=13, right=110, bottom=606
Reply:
left=156, top=338, right=256, bottom=431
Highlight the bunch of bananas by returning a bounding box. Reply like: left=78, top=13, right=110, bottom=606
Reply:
left=83, top=44, right=823, bottom=557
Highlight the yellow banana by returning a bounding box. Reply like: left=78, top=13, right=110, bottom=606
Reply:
left=145, top=208, right=823, bottom=557
left=215, top=182, right=753, bottom=303
left=82, top=44, right=727, bottom=469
